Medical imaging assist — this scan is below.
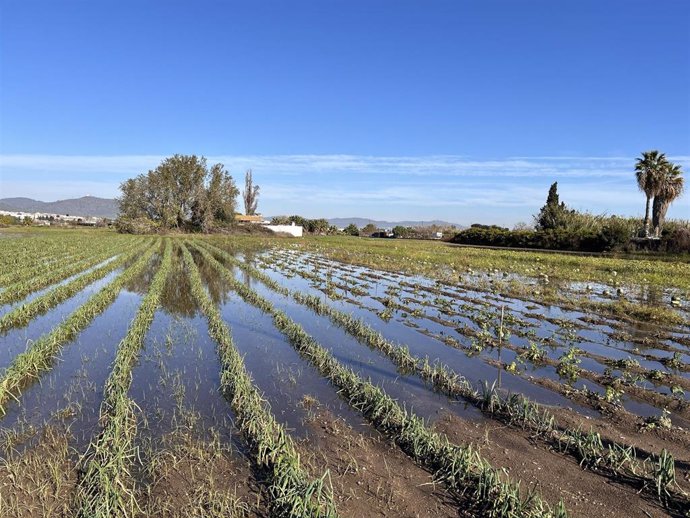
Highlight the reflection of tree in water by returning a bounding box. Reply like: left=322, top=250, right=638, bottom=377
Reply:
left=161, top=248, right=198, bottom=317
left=191, top=247, right=235, bottom=306
left=121, top=242, right=270, bottom=318
left=125, top=253, right=162, bottom=295
left=125, top=246, right=197, bottom=317
left=239, top=250, right=257, bottom=289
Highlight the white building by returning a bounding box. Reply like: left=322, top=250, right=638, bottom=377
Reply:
left=264, top=222, right=303, bottom=237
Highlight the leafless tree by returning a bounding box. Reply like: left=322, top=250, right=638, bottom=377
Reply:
left=243, top=169, right=260, bottom=215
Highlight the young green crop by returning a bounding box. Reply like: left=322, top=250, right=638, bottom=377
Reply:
left=180, top=242, right=337, bottom=518
left=191, top=241, right=567, bottom=518
left=254, top=243, right=690, bottom=419
left=198, top=239, right=689, bottom=513
left=0, top=240, right=160, bottom=414
left=0, top=238, right=149, bottom=333
left=0, top=239, right=129, bottom=306
left=77, top=238, right=173, bottom=518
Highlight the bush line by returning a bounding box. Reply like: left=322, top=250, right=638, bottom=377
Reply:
left=0, top=239, right=161, bottom=415
left=192, top=240, right=567, bottom=518
left=76, top=238, right=173, bottom=518
left=181, top=242, right=337, bottom=518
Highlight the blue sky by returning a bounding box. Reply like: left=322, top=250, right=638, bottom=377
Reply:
left=1, top=0, right=688, bottom=225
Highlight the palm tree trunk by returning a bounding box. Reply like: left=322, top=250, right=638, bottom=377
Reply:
left=652, top=195, right=671, bottom=238
left=655, top=198, right=671, bottom=238
left=644, top=195, right=651, bottom=237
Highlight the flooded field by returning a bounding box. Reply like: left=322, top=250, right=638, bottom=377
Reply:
left=1, top=230, right=689, bottom=517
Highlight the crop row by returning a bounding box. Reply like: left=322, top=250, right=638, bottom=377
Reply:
left=0, top=238, right=138, bottom=306
left=193, top=240, right=567, bottom=518
left=275, top=247, right=688, bottom=328
left=77, top=239, right=173, bottom=517
left=181, top=242, right=337, bottom=518
left=0, top=233, right=110, bottom=272
left=0, top=249, right=76, bottom=288
left=0, top=239, right=152, bottom=333
left=201, top=240, right=688, bottom=512
left=270, top=249, right=676, bottom=347
left=0, top=234, right=135, bottom=287
left=319, top=267, right=689, bottom=437
left=262, top=251, right=689, bottom=413
left=0, top=240, right=160, bottom=414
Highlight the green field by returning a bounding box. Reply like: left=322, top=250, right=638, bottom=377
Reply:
left=0, top=228, right=688, bottom=518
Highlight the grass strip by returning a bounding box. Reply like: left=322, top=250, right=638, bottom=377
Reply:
left=182, top=242, right=337, bottom=518
left=192, top=240, right=567, bottom=518
left=76, top=238, right=173, bottom=518
left=0, top=239, right=149, bottom=333
left=202, top=241, right=688, bottom=512
left=0, top=239, right=160, bottom=414
left=0, top=240, right=130, bottom=306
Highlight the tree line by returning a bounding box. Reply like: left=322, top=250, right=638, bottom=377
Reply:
left=113, top=152, right=685, bottom=251
left=452, top=151, right=686, bottom=253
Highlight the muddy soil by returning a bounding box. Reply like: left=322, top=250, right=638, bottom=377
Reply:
left=435, top=412, right=676, bottom=518
left=141, top=429, right=263, bottom=518
left=299, top=404, right=460, bottom=517
left=0, top=426, right=77, bottom=518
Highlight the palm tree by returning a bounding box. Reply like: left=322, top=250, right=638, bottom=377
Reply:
left=652, top=162, right=685, bottom=237
left=635, top=150, right=668, bottom=237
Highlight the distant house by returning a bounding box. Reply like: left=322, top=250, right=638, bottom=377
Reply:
left=235, top=214, right=266, bottom=224
left=235, top=213, right=303, bottom=237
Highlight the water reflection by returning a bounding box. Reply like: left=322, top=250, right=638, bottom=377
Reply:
left=190, top=247, right=234, bottom=306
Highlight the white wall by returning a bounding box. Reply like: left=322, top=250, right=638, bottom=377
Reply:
left=265, top=224, right=303, bottom=237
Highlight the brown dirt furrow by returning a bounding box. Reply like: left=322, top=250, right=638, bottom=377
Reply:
left=434, top=412, right=674, bottom=518
left=298, top=404, right=461, bottom=518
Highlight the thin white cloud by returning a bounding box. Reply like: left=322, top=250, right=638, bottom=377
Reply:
left=4, top=153, right=688, bottom=179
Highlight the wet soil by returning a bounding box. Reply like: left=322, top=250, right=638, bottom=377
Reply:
left=435, top=412, right=676, bottom=518
left=0, top=425, right=77, bottom=518
left=298, top=403, right=460, bottom=518
left=142, top=428, right=263, bottom=518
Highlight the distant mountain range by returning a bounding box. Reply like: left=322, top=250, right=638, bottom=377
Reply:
left=327, top=217, right=463, bottom=229
left=0, top=197, right=461, bottom=227
left=0, top=196, right=119, bottom=219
